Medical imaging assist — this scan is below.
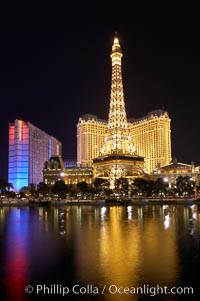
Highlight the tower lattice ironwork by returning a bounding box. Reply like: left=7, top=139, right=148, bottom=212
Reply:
left=100, top=36, right=136, bottom=156
left=93, top=35, right=144, bottom=189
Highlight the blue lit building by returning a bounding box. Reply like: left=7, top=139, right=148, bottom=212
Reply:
left=63, top=159, right=77, bottom=168
left=8, top=119, right=62, bottom=191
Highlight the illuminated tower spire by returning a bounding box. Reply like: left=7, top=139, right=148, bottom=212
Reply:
left=100, top=34, right=136, bottom=156
left=93, top=35, right=144, bottom=189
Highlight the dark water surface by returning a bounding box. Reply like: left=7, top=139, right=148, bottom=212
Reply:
left=0, top=205, right=199, bottom=301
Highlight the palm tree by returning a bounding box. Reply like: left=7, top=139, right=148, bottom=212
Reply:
left=77, top=181, right=89, bottom=198
left=132, top=178, right=154, bottom=197
left=52, top=180, right=68, bottom=199
left=154, top=178, right=169, bottom=199
left=176, top=176, right=195, bottom=197
left=37, top=182, right=50, bottom=197
left=115, top=178, right=129, bottom=196
left=0, top=178, right=14, bottom=195
left=6, top=182, right=14, bottom=192
left=94, top=178, right=108, bottom=189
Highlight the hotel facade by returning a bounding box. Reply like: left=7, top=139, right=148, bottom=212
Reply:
left=77, top=110, right=171, bottom=174
left=43, top=155, right=93, bottom=186
left=77, top=114, right=107, bottom=168
left=129, top=109, right=171, bottom=173
left=8, top=119, right=61, bottom=191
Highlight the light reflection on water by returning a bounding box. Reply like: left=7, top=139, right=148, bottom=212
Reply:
left=0, top=205, right=199, bottom=301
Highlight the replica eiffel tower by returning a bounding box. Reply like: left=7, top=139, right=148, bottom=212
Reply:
left=93, top=35, right=144, bottom=189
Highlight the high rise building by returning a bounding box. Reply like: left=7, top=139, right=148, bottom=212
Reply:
left=129, top=110, right=171, bottom=172
left=77, top=114, right=107, bottom=167
left=8, top=119, right=61, bottom=191
left=93, top=35, right=144, bottom=188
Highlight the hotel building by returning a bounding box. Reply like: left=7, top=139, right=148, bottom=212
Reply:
left=8, top=119, right=61, bottom=191
left=77, top=110, right=171, bottom=174
left=77, top=114, right=107, bottom=167
left=43, top=155, right=93, bottom=186
left=129, top=109, right=171, bottom=173
left=146, top=158, right=200, bottom=188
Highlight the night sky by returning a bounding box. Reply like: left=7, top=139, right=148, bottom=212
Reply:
left=1, top=5, right=200, bottom=180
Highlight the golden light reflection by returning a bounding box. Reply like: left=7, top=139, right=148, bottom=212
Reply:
left=1, top=206, right=198, bottom=301
left=141, top=208, right=178, bottom=286
left=98, top=207, right=140, bottom=285
left=73, top=206, right=179, bottom=301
